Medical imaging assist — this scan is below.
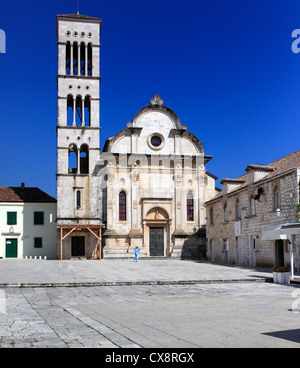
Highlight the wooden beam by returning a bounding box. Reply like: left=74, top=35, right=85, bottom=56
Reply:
left=62, top=226, right=77, bottom=241
left=99, top=227, right=102, bottom=260
left=86, top=226, right=103, bottom=260
left=60, top=227, right=63, bottom=260
left=86, top=226, right=101, bottom=240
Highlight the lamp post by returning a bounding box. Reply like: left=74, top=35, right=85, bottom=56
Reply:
left=290, top=237, right=294, bottom=281
left=275, top=204, right=298, bottom=217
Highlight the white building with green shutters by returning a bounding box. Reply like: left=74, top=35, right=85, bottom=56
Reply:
left=0, top=184, right=57, bottom=259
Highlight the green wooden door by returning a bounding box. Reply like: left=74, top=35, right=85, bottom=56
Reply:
left=6, top=239, right=18, bottom=258
left=149, top=227, right=164, bottom=256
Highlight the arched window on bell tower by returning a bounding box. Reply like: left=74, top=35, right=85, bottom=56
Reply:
left=80, top=144, right=89, bottom=174
left=80, top=42, right=85, bottom=76
left=75, top=95, right=82, bottom=126
left=66, top=41, right=71, bottom=75
left=68, top=144, right=78, bottom=174
left=87, top=43, right=92, bottom=76
left=73, top=42, right=78, bottom=75
left=67, top=94, right=73, bottom=126
left=84, top=95, right=91, bottom=126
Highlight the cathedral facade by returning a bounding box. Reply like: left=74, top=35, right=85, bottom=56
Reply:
left=56, top=13, right=217, bottom=259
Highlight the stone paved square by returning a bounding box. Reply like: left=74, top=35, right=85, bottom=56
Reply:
left=0, top=259, right=299, bottom=348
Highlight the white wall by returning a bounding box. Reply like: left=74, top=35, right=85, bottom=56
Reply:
left=23, top=203, right=57, bottom=259
left=0, top=203, right=23, bottom=258
left=0, top=202, right=57, bottom=259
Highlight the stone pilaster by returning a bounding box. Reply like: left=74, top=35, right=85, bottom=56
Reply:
left=106, top=164, right=115, bottom=232
left=174, top=167, right=183, bottom=232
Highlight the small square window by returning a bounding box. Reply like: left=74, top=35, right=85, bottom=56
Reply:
left=7, top=212, right=17, bottom=225
left=34, top=237, right=42, bottom=248
left=34, top=212, right=44, bottom=225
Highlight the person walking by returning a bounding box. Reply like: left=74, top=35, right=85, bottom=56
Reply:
left=134, top=246, right=140, bottom=262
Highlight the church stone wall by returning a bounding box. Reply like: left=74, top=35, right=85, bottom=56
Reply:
left=102, top=100, right=217, bottom=259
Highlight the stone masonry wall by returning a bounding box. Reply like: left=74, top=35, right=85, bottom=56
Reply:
left=206, top=171, right=300, bottom=268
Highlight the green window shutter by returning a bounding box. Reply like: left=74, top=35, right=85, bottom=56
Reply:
left=34, top=212, right=44, bottom=225
left=7, top=212, right=17, bottom=225
left=34, top=237, right=42, bottom=248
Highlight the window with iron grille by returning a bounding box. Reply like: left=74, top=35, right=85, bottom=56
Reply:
left=187, top=192, right=194, bottom=221
left=119, top=191, right=126, bottom=221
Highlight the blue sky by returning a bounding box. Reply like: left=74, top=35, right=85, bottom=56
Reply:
left=0, top=0, right=300, bottom=198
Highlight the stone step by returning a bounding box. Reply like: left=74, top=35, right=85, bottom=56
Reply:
left=103, top=247, right=147, bottom=254
left=103, top=246, right=147, bottom=258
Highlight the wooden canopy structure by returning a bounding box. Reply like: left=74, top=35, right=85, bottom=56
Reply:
left=57, top=224, right=105, bottom=260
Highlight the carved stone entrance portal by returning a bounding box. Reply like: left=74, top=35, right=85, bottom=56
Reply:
left=145, top=206, right=170, bottom=257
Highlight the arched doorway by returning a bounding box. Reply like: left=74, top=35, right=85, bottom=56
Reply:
left=145, top=207, right=170, bottom=257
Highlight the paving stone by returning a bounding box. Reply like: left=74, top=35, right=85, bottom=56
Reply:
left=0, top=261, right=299, bottom=347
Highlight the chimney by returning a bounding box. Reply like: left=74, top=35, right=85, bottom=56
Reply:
left=21, top=183, right=25, bottom=188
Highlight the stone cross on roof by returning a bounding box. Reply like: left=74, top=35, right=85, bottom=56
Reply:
left=150, top=94, right=164, bottom=106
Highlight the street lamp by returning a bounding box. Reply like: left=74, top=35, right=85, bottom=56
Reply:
left=275, top=208, right=281, bottom=217
left=275, top=205, right=298, bottom=217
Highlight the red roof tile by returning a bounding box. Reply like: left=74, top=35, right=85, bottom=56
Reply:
left=206, top=149, right=300, bottom=203
left=0, top=187, right=57, bottom=203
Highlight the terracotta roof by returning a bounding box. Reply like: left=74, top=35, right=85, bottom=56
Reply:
left=267, top=149, right=300, bottom=177
left=245, top=164, right=274, bottom=172
left=220, top=178, right=246, bottom=184
left=0, top=187, right=57, bottom=203
left=206, top=149, right=300, bottom=203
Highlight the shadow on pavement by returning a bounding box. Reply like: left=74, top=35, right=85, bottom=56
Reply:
left=262, top=328, right=300, bottom=344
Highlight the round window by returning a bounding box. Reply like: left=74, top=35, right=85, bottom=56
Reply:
left=148, top=133, right=165, bottom=150
left=151, top=135, right=162, bottom=147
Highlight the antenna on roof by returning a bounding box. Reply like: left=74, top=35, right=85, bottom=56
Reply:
left=77, top=0, right=79, bottom=14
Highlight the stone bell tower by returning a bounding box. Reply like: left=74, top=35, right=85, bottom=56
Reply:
left=56, top=14, right=103, bottom=259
